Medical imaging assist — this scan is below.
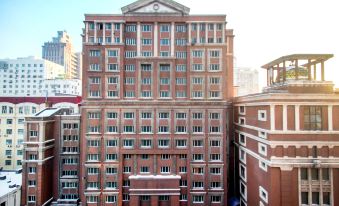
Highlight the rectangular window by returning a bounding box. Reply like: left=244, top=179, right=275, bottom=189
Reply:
left=140, top=166, right=150, bottom=173
left=209, top=64, right=220, bottom=71
left=125, top=64, right=135, bottom=71
left=89, top=64, right=100, bottom=71
left=106, top=139, right=117, bottom=147
left=107, top=50, right=118, bottom=57
left=126, top=24, right=136, bottom=32
left=160, top=64, right=170, bottom=71
left=123, top=139, right=134, bottom=148
left=176, top=25, right=186, bottom=32
left=176, top=65, right=186, bottom=72
left=160, top=166, right=170, bottom=174
left=176, top=139, right=187, bottom=147
left=141, top=139, right=152, bottom=148
left=140, top=112, right=151, bottom=119
left=158, top=139, right=170, bottom=148
left=140, top=78, right=151, bottom=85
left=160, top=24, right=170, bottom=32
left=192, top=64, right=203, bottom=71
left=160, top=39, right=170, bottom=45
left=123, top=126, right=134, bottom=133
left=304, top=106, right=322, bottom=130
left=192, top=50, right=204, bottom=57
left=142, top=25, right=152, bottom=32
left=89, top=50, right=101, bottom=57
left=107, top=64, right=119, bottom=71
left=125, top=38, right=136, bottom=45
left=209, top=50, right=220, bottom=57
left=142, top=38, right=152, bottom=45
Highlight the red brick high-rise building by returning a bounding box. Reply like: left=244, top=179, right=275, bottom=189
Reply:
left=80, top=0, right=234, bottom=205
left=233, top=54, right=339, bottom=206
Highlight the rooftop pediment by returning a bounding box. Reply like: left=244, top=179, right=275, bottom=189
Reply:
left=121, top=0, right=190, bottom=15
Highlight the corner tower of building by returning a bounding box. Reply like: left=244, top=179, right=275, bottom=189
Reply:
left=234, top=54, right=339, bottom=206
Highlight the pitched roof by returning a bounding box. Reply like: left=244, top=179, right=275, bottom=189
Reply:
left=121, top=0, right=190, bottom=15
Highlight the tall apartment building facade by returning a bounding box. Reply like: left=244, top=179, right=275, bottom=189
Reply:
left=0, top=97, right=81, bottom=170
left=42, top=31, right=80, bottom=79
left=233, top=54, right=339, bottom=206
left=80, top=0, right=234, bottom=205
left=21, top=108, right=80, bottom=206
left=0, top=56, right=65, bottom=97
left=0, top=57, right=82, bottom=97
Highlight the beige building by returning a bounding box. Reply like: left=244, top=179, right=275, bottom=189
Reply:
left=0, top=97, right=80, bottom=170
left=42, top=31, right=80, bottom=79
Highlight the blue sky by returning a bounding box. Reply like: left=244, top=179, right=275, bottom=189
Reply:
left=1, top=0, right=338, bottom=87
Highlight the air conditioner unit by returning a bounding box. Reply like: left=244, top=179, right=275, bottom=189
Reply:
left=7, top=156, right=12, bottom=159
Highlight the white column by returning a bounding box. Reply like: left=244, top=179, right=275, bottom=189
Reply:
left=205, top=24, right=208, bottom=43
left=283, top=105, right=288, bottom=131
left=197, top=23, right=200, bottom=43
left=120, top=23, right=123, bottom=43
left=111, top=23, right=114, bottom=43
left=154, top=22, right=158, bottom=57
left=222, top=23, right=225, bottom=43
left=188, top=23, right=191, bottom=43
left=295, top=105, right=300, bottom=131
left=137, top=22, right=141, bottom=57
left=85, top=22, right=89, bottom=43
left=328, top=105, right=333, bottom=131
left=214, top=23, right=217, bottom=43
left=94, top=21, right=97, bottom=43
left=103, top=22, right=106, bottom=44
left=270, top=105, right=275, bottom=131
left=171, top=22, right=175, bottom=57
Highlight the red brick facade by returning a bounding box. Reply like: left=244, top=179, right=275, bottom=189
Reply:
left=234, top=54, right=339, bottom=206
left=80, top=0, right=234, bottom=205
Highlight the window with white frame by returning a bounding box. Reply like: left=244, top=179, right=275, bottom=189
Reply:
left=140, top=139, right=152, bottom=148
left=140, top=166, right=150, bottom=173
left=258, top=110, right=267, bottom=121
left=239, top=106, right=246, bottom=115
left=192, top=154, right=204, bottom=161
left=239, top=133, right=246, bottom=146
left=192, top=167, right=204, bottom=174
left=176, top=126, right=187, bottom=133
left=259, top=160, right=267, bottom=172
left=211, top=195, right=221, bottom=203
left=179, top=166, right=187, bottom=173
left=28, top=196, right=36, bottom=202
left=239, top=117, right=245, bottom=125
left=123, top=139, right=134, bottom=148
left=239, top=148, right=246, bottom=164
left=192, top=195, right=204, bottom=203
left=240, top=181, right=247, bottom=200
left=258, top=130, right=267, bottom=139
left=193, top=139, right=203, bottom=147
left=259, top=186, right=268, bottom=203
left=210, top=167, right=221, bottom=175
left=210, top=181, right=221, bottom=189
left=240, top=164, right=247, bottom=181
left=160, top=166, right=170, bottom=174
left=210, top=139, right=221, bottom=147
left=192, top=181, right=204, bottom=189
left=106, top=196, right=117, bottom=203
left=258, top=143, right=267, bottom=156
left=158, top=139, right=170, bottom=148
left=176, top=139, right=187, bottom=148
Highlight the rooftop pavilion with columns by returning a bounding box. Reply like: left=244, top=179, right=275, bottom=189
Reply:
left=262, top=54, right=335, bottom=93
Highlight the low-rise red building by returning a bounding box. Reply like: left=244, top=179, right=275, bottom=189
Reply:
left=234, top=54, right=339, bottom=206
